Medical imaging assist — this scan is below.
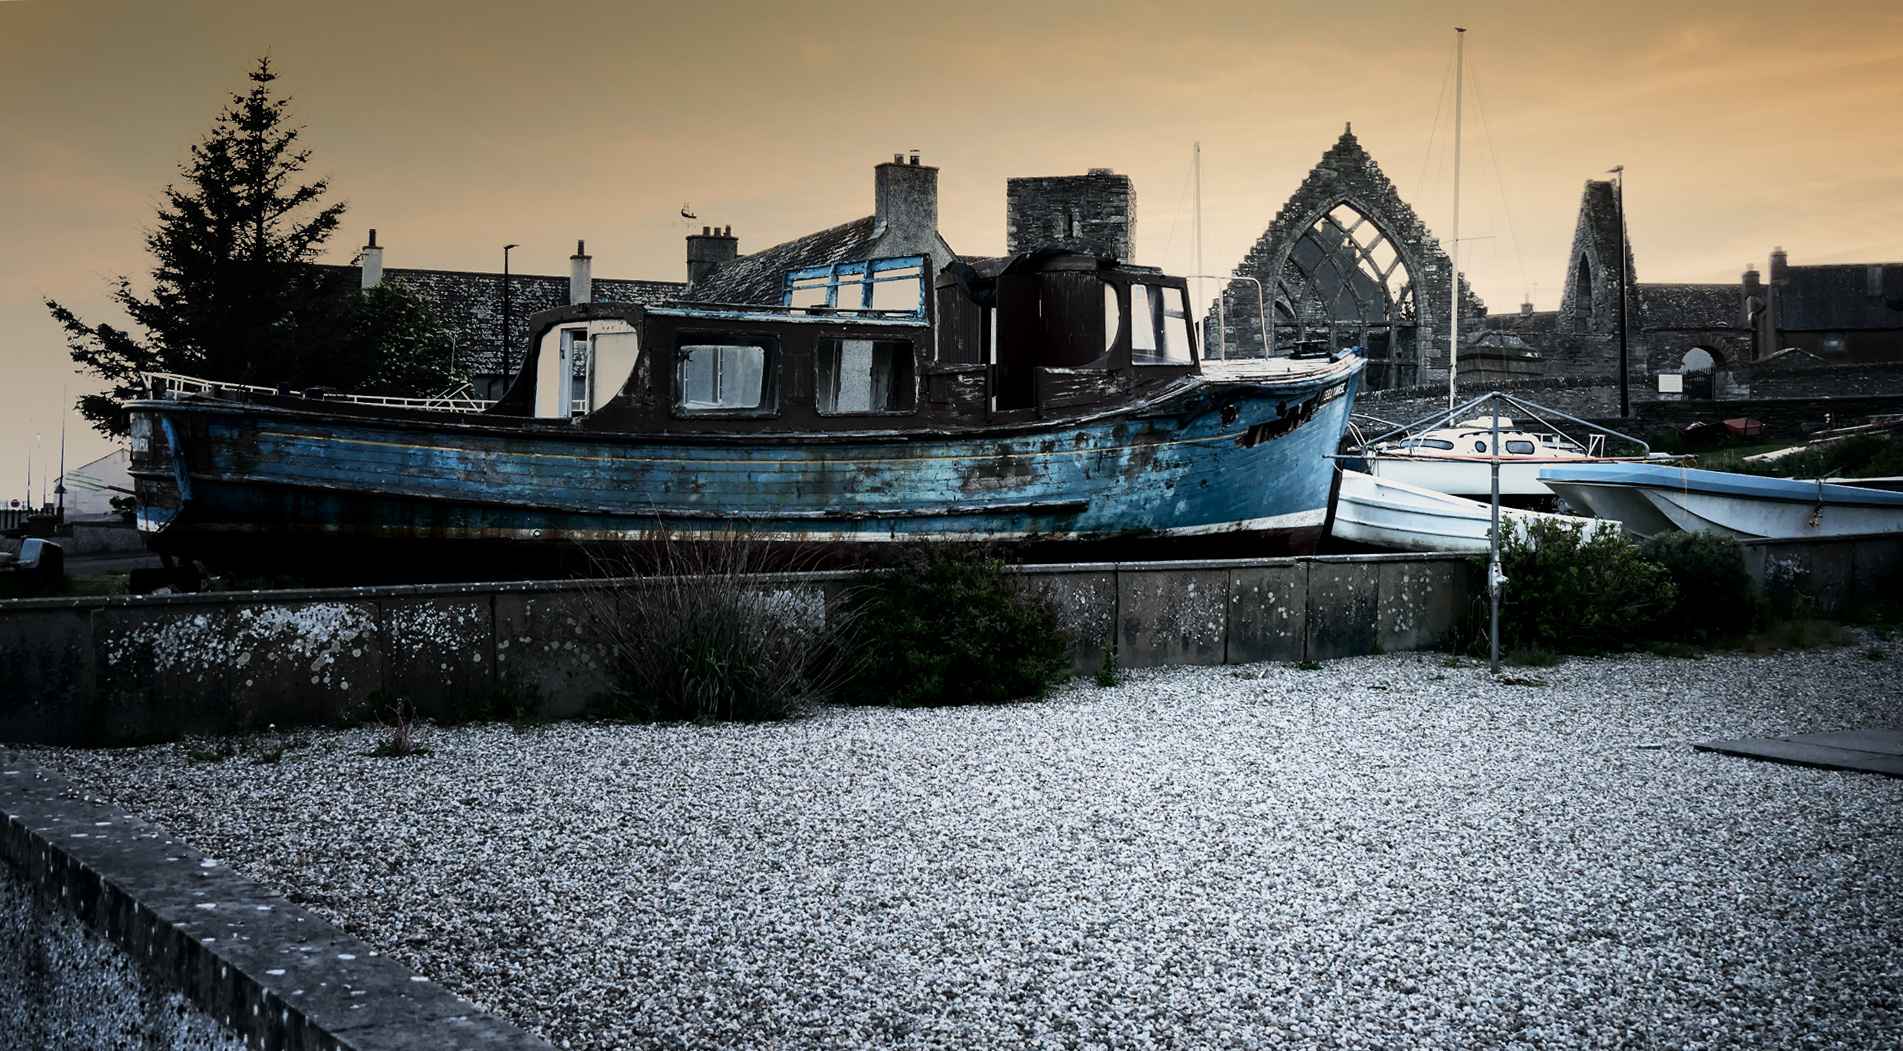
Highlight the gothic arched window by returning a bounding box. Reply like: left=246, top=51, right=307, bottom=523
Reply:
left=1274, top=203, right=1419, bottom=387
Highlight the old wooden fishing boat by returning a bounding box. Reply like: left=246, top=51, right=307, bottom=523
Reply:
left=128, top=251, right=1363, bottom=580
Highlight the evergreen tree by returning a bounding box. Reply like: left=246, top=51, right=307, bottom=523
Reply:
left=345, top=280, right=467, bottom=397
left=47, top=55, right=352, bottom=435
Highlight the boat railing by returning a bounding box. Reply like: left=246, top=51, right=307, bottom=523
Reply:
left=1352, top=390, right=1655, bottom=460
left=142, top=373, right=496, bottom=414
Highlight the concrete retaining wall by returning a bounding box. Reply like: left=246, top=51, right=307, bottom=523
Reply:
left=0, top=757, right=552, bottom=1051
left=1, top=537, right=1893, bottom=748
left=0, top=555, right=1475, bottom=747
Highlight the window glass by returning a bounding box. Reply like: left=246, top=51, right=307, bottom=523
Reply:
left=1505, top=440, right=1535, bottom=455
left=817, top=338, right=914, bottom=413
left=1103, top=283, right=1120, bottom=355
left=1410, top=438, right=1455, bottom=451
left=1157, top=286, right=1194, bottom=364
left=678, top=343, right=768, bottom=411
left=1130, top=284, right=1158, bottom=358
left=1131, top=284, right=1195, bottom=364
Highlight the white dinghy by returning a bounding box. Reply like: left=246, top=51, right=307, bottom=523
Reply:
left=1332, top=469, right=1615, bottom=553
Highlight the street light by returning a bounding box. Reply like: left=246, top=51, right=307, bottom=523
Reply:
left=500, top=244, right=520, bottom=389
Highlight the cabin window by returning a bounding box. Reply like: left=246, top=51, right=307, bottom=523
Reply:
left=1103, top=283, right=1120, bottom=355
left=588, top=330, right=639, bottom=410
left=816, top=338, right=914, bottom=414
left=677, top=339, right=771, bottom=412
left=1130, top=283, right=1195, bottom=364
left=1408, top=438, right=1455, bottom=451
left=1505, top=440, right=1535, bottom=455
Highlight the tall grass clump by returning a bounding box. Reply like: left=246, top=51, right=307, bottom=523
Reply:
left=1636, top=530, right=1760, bottom=642
left=1492, top=518, right=1677, bottom=654
left=585, top=533, right=845, bottom=724
left=836, top=543, right=1070, bottom=708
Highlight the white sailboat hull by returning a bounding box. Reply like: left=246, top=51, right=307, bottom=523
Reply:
left=1332, top=470, right=1611, bottom=553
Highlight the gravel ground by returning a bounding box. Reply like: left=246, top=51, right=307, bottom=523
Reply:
left=30, top=641, right=1903, bottom=1051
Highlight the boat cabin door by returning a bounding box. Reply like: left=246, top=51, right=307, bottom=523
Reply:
left=535, top=320, right=639, bottom=418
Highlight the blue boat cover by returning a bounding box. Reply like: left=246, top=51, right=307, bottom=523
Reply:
left=1538, top=463, right=1903, bottom=507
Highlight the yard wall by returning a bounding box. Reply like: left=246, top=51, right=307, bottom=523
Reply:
left=0, top=539, right=1894, bottom=748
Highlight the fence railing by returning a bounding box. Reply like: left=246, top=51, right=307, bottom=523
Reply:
left=143, top=373, right=495, bottom=414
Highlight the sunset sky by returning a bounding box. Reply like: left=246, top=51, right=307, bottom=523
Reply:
left=4, top=0, right=1901, bottom=499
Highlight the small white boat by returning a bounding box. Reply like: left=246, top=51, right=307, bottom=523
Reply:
left=1360, top=416, right=1608, bottom=499
left=1540, top=463, right=1903, bottom=538
left=1331, top=469, right=1615, bottom=553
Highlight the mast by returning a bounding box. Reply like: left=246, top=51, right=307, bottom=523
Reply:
left=1448, top=26, right=1465, bottom=413
left=1195, top=142, right=1212, bottom=358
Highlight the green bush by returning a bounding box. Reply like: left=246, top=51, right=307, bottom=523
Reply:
left=1733, top=434, right=1903, bottom=479
left=1492, top=518, right=1677, bottom=654
left=1637, top=530, right=1760, bottom=642
left=837, top=544, right=1071, bottom=708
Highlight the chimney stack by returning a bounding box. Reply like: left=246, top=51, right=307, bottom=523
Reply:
left=872, top=155, right=939, bottom=258
left=570, top=239, right=592, bottom=305
left=685, top=225, right=739, bottom=285
left=360, top=229, right=383, bottom=289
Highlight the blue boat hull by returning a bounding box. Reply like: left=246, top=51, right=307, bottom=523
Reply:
left=131, top=359, right=1362, bottom=577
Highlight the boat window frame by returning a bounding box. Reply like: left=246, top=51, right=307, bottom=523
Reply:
left=813, top=336, right=917, bottom=416
left=671, top=332, right=780, bottom=418
left=1129, top=282, right=1198, bottom=366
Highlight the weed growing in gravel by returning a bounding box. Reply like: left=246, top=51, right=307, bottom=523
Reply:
left=1505, top=648, right=1562, bottom=667
left=1864, top=646, right=1887, bottom=661
left=186, top=738, right=237, bottom=763
left=1294, top=659, right=1324, bottom=671
left=1095, top=646, right=1123, bottom=688
left=442, top=665, right=547, bottom=728
left=367, top=698, right=430, bottom=757
left=836, top=543, right=1070, bottom=708
left=1739, top=619, right=1861, bottom=653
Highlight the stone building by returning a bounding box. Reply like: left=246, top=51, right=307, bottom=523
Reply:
left=1211, top=126, right=1485, bottom=391
left=1005, top=169, right=1135, bottom=261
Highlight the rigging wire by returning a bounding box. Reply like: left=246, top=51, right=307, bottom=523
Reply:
left=1159, top=153, right=1195, bottom=271
left=1413, top=37, right=1460, bottom=211
left=1465, top=41, right=1532, bottom=310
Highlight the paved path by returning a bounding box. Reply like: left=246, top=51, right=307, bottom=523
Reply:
left=1695, top=728, right=1903, bottom=777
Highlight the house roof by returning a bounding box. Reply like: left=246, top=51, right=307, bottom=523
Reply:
left=684, top=216, right=880, bottom=306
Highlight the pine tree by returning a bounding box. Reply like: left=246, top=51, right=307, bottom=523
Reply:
left=47, top=55, right=352, bottom=435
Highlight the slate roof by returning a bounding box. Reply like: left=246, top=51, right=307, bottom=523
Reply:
left=316, top=264, right=684, bottom=375
left=684, top=216, right=879, bottom=306
left=1639, top=283, right=1741, bottom=329
left=1780, top=263, right=1903, bottom=331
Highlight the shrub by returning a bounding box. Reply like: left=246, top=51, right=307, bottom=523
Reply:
left=1637, top=530, right=1760, bottom=642
left=836, top=543, right=1070, bottom=708
left=586, top=532, right=844, bottom=723
left=1492, top=518, right=1677, bottom=654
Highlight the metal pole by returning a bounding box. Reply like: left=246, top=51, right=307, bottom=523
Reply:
left=1448, top=27, right=1465, bottom=414
left=501, top=244, right=519, bottom=389
left=1610, top=167, right=1629, bottom=417
left=1489, top=405, right=1502, bottom=672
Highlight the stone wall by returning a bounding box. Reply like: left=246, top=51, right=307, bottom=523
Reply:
left=1005, top=170, right=1135, bottom=262
left=0, top=759, right=553, bottom=1050
left=0, top=861, right=246, bottom=1051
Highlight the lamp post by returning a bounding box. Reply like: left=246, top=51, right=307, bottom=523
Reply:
left=500, top=244, right=520, bottom=390
left=1609, top=166, right=1628, bottom=417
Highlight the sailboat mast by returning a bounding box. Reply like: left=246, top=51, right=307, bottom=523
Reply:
left=1448, top=26, right=1465, bottom=412
left=1195, top=142, right=1210, bottom=357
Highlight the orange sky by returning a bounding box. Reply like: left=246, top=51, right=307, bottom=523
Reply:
left=5, top=0, right=1902, bottom=497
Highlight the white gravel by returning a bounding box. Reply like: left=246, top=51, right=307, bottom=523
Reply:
left=31, top=641, right=1903, bottom=1051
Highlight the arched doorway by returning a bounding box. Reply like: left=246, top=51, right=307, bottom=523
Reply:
left=1275, top=203, right=1419, bottom=388
left=1681, top=346, right=1719, bottom=398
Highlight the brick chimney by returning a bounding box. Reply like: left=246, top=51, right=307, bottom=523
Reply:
left=870, top=154, right=941, bottom=260
left=570, top=240, right=592, bottom=305
left=686, top=225, right=738, bottom=284
left=360, top=229, right=382, bottom=289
